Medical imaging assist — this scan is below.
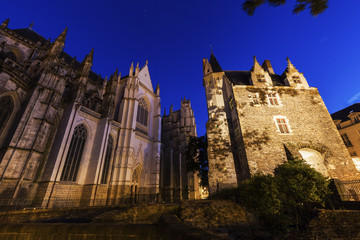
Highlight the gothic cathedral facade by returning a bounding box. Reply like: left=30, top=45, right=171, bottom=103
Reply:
left=0, top=20, right=161, bottom=208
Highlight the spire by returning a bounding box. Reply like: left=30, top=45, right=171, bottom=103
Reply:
left=84, top=48, right=94, bottom=64
left=28, top=22, right=34, bottom=29
left=135, top=62, right=140, bottom=76
left=155, top=83, right=160, bottom=96
left=129, top=62, right=134, bottom=77
left=1, top=19, right=9, bottom=27
left=117, top=71, right=121, bottom=84
left=105, top=69, right=119, bottom=94
left=55, top=27, right=68, bottom=44
left=170, top=104, right=173, bottom=113
left=102, top=76, right=108, bottom=90
left=114, top=68, right=119, bottom=81
left=79, top=48, right=94, bottom=77
left=209, top=51, right=223, bottom=72
left=49, top=27, right=67, bottom=58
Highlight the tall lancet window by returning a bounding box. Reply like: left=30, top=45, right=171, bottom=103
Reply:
left=0, top=96, right=14, bottom=136
left=61, top=124, right=87, bottom=182
left=101, top=136, right=113, bottom=184
left=136, top=98, right=149, bottom=136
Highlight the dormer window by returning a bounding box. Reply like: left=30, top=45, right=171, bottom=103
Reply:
left=341, top=134, right=352, bottom=147
left=251, top=93, right=260, bottom=106
left=355, top=116, right=360, bottom=123
left=256, top=74, right=265, bottom=82
left=292, top=75, right=301, bottom=83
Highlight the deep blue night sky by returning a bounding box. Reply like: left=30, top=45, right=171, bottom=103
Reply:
left=2, top=0, right=360, bottom=136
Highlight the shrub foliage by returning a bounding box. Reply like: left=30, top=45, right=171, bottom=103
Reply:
left=211, top=157, right=331, bottom=232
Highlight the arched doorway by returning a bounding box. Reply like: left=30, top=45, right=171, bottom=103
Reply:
left=130, top=167, right=141, bottom=203
left=299, top=148, right=329, bottom=177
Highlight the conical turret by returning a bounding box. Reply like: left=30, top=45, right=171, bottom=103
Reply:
left=209, top=51, right=223, bottom=72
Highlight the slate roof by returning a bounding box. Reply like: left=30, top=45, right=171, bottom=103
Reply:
left=209, top=53, right=287, bottom=86
left=12, top=28, right=48, bottom=45
left=10, top=28, right=104, bottom=84
left=331, top=103, right=360, bottom=122
left=224, top=71, right=286, bottom=86
left=209, top=52, right=223, bottom=72
left=224, top=71, right=251, bottom=85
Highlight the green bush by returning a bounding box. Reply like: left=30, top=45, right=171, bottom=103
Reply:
left=210, top=157, right=331, bottom=233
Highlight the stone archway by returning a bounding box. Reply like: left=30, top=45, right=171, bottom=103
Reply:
left=299, top=148, right=329, bottom=177
left=130, top=167, right=141, bottom=203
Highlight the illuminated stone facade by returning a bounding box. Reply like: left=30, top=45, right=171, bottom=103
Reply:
left=203, top=53, right=360, bottom=198
left=160, top=99, right=200, bottom=202
left=0, top=20, right=161, bottom=208
left=331, top=104, right=360, bottom=172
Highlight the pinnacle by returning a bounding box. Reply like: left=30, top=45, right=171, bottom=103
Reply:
left=1, top=18, right=9, bottom=27
left=55, top=27, right=68, bottom=43
left=82, top=48, right=94, bottom=64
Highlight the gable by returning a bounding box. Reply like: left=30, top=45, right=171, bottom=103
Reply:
left=138, top=65, right=153, bottom=92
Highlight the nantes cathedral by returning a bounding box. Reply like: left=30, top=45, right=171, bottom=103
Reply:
left=0, top=19, right=163, bottom=208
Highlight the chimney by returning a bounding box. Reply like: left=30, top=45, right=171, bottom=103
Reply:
left=262, top=60, right=275, bottom=75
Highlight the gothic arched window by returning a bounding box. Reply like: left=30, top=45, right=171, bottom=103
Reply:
left=136, top=99, right=148, bottom=126
left=136, top=99, right=149, bottom=136
left=101, top=136, right=113, bottom=184
left=60, top=124, right=87, bottom=182
left=0, top=96, right=14, bottom=136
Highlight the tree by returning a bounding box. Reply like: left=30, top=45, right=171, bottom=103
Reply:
left=186, top=135, right=209, bottom=187
left=274, top=157, right=330, bottom=210
left=210, top=156, right=331, bottom=232
left=273, top=157, right=330, bottom=229
left=242, top=0, right=328, bottom=16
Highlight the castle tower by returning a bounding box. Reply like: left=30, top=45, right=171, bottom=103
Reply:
left=202, top=52, right=239, bottom=193
left=203, top=53, right=360, bottom=199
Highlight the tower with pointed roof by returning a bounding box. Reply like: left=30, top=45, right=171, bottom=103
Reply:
left=203, top=53, right=360, bottom=199
left=0, top=19, right=161, bottom=208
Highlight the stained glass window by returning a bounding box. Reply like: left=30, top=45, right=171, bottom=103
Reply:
left=101, top=136, right=113, bottom=184
left=0, top=96, right=14, bottom=135
left=60, top=124, right=87, bottom=181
